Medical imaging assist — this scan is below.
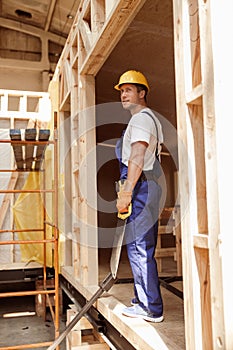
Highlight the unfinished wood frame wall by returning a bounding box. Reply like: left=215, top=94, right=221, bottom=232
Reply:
left=173, top=1, right=224, bottom=349
left=54, top=0, right=147, bottom=286
left=0, top=90, right=51, bottom=128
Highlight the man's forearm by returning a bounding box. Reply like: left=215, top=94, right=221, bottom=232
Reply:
left=125, top=159, right=143, bottom=191
left=117, top=141, right=147, bottom=213
left=124, top=141, right=148, bottom=192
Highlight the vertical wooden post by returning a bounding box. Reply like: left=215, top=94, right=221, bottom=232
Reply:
left=53, top=118, right=60, bottom=341
left=71, top=52, right=80, bottom=277
left=211, top=1, right=233, bottom=349
left=78, top=74, right=98, bottom=286
left=173, top=206, right=182, bottom=276
left=173, top=1, right=203, bottom=349
left=198, top=0, right=225, bottom=349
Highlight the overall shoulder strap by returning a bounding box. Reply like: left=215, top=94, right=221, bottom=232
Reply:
left=141, top=110, right=160, bottom=157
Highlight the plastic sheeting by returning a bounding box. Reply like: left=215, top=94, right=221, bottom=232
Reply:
left=12, top=172, right=53, bottom=267
left=0, top=129, right=15, bottom=263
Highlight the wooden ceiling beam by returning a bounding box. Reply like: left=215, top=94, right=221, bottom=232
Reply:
left=44, top=0, right=57, bottom=32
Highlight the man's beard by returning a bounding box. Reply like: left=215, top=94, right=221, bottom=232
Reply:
left=122, top=102, right=137, bottom=111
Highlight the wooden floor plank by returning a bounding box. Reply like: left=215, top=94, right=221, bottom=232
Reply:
left=61, top=255, right=185, bottom=350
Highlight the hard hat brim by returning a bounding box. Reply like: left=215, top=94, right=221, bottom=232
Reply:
left=114, top=83, right=121, bottom=90
left=114, top=82, right=149, bottom=92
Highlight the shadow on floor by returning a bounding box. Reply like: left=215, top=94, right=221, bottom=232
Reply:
left=0, top=296, right=66, bottom=350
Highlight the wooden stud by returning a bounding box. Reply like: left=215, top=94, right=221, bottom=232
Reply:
left=173, top=206, right=182, bottom=276
left=211, top=1, right=233, bottom=348
left=173, top=1, right=200, bottom=349
left=198, top=1, right=225, bottom=348
left=78, top=74, right=98, bottom=286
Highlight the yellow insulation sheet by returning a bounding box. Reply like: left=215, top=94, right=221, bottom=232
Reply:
left=13, top=172, right=53, bottom=267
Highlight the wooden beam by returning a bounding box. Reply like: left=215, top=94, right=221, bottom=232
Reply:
left=193, top=234, right=209, bottom=249
left=173, top=206, right=182, bottom=276
left=78, top=74, right=98, bottom=286
left=211, top=1, right=233, bottom=348
left=80, top=0, right=147, bottom=75
left=79, top=19, right=92, bottom=53
left=186, top=84, right=203, bottom=105
left=173, top=1, right=200, bottom=349
left=155, top=247, right=176, bottom=258
left=91, top=0, right=105, bottom=38
left=194, top=247, right=213, bottom=350
left=198, top=0, right=225, bottom=348
left=53, top=0, right=146, bottom=79
left=44, top=0, right=57, bottom=32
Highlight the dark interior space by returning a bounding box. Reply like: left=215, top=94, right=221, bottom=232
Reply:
left=95, top=0, right=178, bottom=266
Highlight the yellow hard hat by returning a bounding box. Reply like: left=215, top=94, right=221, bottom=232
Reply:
left=114, top=70, right=150, bottom=91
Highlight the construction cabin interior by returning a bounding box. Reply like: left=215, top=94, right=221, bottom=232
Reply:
left=0, top=0, right=232, bottom=349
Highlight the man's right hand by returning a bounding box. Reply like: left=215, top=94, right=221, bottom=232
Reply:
left=117, top=190, right=132, bottom=213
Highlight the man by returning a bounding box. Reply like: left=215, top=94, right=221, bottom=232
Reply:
left=114, top=70, right=164, bottom=322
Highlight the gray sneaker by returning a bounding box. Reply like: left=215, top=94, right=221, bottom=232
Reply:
left=122, top=304, right=164, bottom=323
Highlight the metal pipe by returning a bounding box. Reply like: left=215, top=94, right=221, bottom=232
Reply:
left=0, top=239, right=55, bottom=245
left=0, top=289, right=56, bottom=298
left=0, top=342, right=52, bottom=350
left=0, top=229, right=43, bottom=233
left=0, top=169, right=35, bottom=172
left=47, top=273, right=114, bottom=350
left=60, top=280, right=104, bottom=333
left=0, top=123, right=59, bottom=350
left=0, top=189, right=54, bottom=193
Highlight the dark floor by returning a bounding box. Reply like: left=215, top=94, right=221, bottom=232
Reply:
left=0, top=295, right=66, bottom=350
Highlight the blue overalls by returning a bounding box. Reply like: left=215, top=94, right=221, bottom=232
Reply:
left=115, top=131, right=163, bottom=317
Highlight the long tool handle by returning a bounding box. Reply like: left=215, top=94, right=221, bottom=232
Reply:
left=47, top=273, right=114, bottom=350
left=110, top=218, right=127, bottom=279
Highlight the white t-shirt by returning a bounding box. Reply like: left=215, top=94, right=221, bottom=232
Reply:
left=122, top=107, right=163, bottom=171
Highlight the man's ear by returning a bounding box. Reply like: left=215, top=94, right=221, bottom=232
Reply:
left=139, top=89, right=146, bottom=99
